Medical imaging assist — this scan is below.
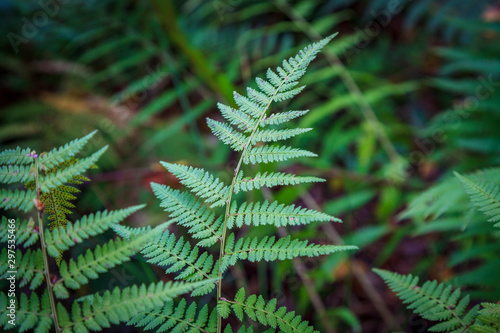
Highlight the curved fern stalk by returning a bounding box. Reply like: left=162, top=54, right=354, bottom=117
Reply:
left=373, top=269, right=479, bottom=333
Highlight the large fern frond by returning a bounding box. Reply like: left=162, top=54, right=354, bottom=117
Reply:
left=234, top=171, right=324, bottom=193
left=0, top=147, right=35, bottom=165
left=243, top=145, right=317, bottom=164
left=374, top=269, right=479, bottom=332
left=57, top=280, right=217, bottom=332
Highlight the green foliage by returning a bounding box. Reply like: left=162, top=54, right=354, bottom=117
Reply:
left=374, top=269, right=478, bottom=332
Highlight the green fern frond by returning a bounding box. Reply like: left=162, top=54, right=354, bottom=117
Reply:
left=243, top=145, right=317, bottom=164
left=227, top=201, right=341, bottom=228
left=471, top=303, right=500, bottom=333
left=160, top=162, right=229, bottom=208
left=0, top=291, right=52, bottom=333
left=38, top=130, right=97, bottom=169
left=220, top=234, right=356, bottom=272
left=374, top=268, right=479, bottom=332
left=44, top=204, right=146, bottom=256
left=217, top=102, right=256, bottom=132
left=251, top=128, right=312, bottom=144
left=128, top=298, right=217, bottom=332
left=219, top=288, right=318, bottom=333
left=39, top=146, right=107, bottom=193
left=0, top=188, right=35, bottom=212
left=207, top=118, right=248, bottom=151
left=0, top=147, right=34, bottom=165
left=0, top=248, right=44, bottom=289
left=58, top=280, right=217, bottom=332
left=260, top=110, right=309, bottom=127
left=234, top=171, right=324, bottom=193
left=142, top=231, right=218, bottom=296
left=0, top=217, right=39, bottom=247
left=0, top=164, right=35, bottom=184
left=455, top=172, right=500, bottom=228
left=151, top=182, right=222, bottom=247
left=54, top=230, right=157, bottom=297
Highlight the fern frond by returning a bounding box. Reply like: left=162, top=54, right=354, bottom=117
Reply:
left=39, top=130, right=97, bottom=169
left=142, top=231, right=217, bottom=296
left=374, top=269, right=479, bottom=333
left=228, top=201, right=341, bottom=228
left=0, top=217, right=39, bottom=247
left=217, top=102, right=256, bottom=132
left=207, top=118, right=247, bottom=151
left=39, top=146, right=107, bottom=193
left=234, top=171, right=324, bottom=193
left=251, top=128, right=312, bottom=144
left=471, top=303, right=500, bottom=333
left=219, top=288, right=319, bottom=333
left=0, top=147, right=34, bottom=165
left=44, top=204, right=145, bottom=255
left=243, top=145, right=317, bottom=164
left=233, top=91, right=265, bottom=118
left=128, top=298, right=217, bottom=332
left=59, top=280, right=217, bottom=332
left=54, top=229, right=158, bottom=297
left=0, top=164, right=34, bottom=184
left=0, top=188, right=35, bottom=212
left=260, top=110, right=309, bottom=127
left=151, top=183, right=223, bottom=247
left=160, top=162, right=229, bottom=207
left=0, top=291, right=52, bottom=333
left=220, top=234, right=356, bottom=272
left=455, top=172, right=500, bottom=228
left=0, top=248, right=44, bottom=290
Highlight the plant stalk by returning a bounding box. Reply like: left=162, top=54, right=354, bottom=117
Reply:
left=34, top=157, right=61, bottom=333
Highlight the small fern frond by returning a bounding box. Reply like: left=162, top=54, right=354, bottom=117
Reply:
left=234, top=171, right=324, bottom=193
left=260, top=110, right=309, bottom=127
left=0, top=147, right=35, bottom=165
left=227, top=201, right=341, bottom=228
left=0, top=249, right=44, bottom=290
left=58, top=280, right=217, bottom=332
left=39, top=146, right=107, bottom=193
left=219, top=288, right=319, bottom=333
left=160, top=162, right=229, bottom=208
left=128, top=298, right=217, bottom=332
left=151, top=182, right=222, bottom=247
left=220, top=234, right=356, bottom=272
left=142, top=231, right=217, bottom=296
left=455, top=172, right=500, bottom=228
left=39, top=130, right=97, bottom=169
left=0, top=217, right=39, bottom=247
left=44, top=204, right=145, bottom=256
left=54, top=229, right=158, bottom=297
left=217, top=102, right=256, bottom=132
left=0, top=291, right=52, bottom=333
left=243, top=145, right=317, bottom=164
left=207, top=118, right=248, bottom=151
left=0, top=164, right=34, bottom=184
left=374, top=268, right=479, bottom=333
left=0, top=188, right=35, bottom=212
left=251, top=128, right=312, bottom=144
left=471, top=303, right=500, bottom=333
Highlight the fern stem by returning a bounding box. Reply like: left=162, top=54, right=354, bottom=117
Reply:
left=35, top=156, right=62, bottom=333
left=216, top=53, right=313, bottom=333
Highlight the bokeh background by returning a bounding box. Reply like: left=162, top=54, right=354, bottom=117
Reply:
left=1, top=0, right=500, bottom=332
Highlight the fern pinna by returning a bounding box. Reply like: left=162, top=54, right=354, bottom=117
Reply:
left=143, top=35, right=357, bottom=332
left=0, top=132, right=212, bottom=333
